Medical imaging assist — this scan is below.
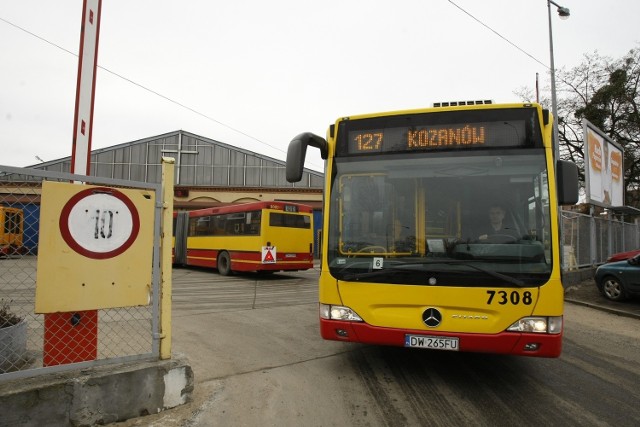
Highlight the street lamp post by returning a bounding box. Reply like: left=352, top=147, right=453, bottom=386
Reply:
left=547, top=0, right=570, bottom=161
left=547, top=1, right=570, bottom=272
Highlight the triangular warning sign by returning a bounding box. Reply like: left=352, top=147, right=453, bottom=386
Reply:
left=264, top=249, right=275, bottom=262
left=262, top=246, right=276, bottom=263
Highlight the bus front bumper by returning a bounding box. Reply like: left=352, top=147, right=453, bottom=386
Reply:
left=320, top=318, right=562, bottom=358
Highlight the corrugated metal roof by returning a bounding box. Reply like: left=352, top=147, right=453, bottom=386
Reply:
left=23, top=130, right=323, bottom=189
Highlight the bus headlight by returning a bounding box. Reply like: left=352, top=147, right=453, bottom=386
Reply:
left=319, top=303, right=363, bottom=322
left=507, top=316, right=562, bottom=334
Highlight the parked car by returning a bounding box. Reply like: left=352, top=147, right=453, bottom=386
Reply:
left=594, top=254, right=640, bottom=301
left=607, top=249, right=640, bottom=262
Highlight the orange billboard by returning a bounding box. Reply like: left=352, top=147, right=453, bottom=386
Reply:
left=584, top=120, right=624, bottom=207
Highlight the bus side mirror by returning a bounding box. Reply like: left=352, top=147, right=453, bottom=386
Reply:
left=556, top=160, right=579, bottom=205
left=542, top=109, right=550, bottom=126
left=286, top=133, right=328, bottom=183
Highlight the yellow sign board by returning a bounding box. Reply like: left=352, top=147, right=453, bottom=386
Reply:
left=35, top=181, right=155, bottom=313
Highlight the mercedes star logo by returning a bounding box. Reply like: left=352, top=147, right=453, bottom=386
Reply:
left=422, top=308, right=442, bottom=327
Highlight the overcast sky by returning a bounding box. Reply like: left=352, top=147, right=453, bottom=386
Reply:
left=2, top=0, right=639, bottom=172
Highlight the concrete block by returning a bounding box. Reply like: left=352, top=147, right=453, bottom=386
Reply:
left=0, top=356, right=193, bottom=427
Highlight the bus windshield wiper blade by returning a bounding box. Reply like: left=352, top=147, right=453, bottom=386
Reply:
left=341, top=266, right=421, bottom=281
left=336, top=260, right=525, bottom=287
left=401, top=260, right=526, bottom=287
left=335, top=261, right=379, bottom=274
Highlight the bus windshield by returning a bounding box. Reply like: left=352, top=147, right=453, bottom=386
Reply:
left=327, top=149, right=552, bottom=287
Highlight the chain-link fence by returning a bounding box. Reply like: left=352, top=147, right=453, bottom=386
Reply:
left=562, top=209, right=640, bottom=270
left=0, top=165, right=165, bottom=380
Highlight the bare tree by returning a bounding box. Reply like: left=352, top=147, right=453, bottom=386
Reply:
left=517, top=45, right=640, bottom=206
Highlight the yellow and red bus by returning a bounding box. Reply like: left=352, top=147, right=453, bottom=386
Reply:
left=0, top=206, right=25, bottom=257
left=286, top=101, right=578, bottom=357
left=173, top=201, right=314, bottom=275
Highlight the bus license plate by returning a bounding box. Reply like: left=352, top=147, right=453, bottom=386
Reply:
left=405, top=335, right=459, bottom=351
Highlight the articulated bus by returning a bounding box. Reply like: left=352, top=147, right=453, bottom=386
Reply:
left=0, top=206, right=25, bottom=257
left=173, top=201, right=314, bottom=275
left=286, top=102, right=579, bottom=357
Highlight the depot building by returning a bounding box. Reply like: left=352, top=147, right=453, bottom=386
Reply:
left=10, top=130, right=324, bottom=255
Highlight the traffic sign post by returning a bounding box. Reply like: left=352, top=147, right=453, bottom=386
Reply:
left=42, top=0, right=102, bottom=365
left=36, top=181, right=154, bottom=365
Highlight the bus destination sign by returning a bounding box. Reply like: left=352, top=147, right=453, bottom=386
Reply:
left=346, top=120, right=527, bottom=154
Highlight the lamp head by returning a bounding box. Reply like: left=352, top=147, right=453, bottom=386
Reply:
left=557, top=6, right=570, bottom=19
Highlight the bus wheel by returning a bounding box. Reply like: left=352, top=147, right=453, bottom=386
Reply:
left=217, top=251, right=232, bottom=276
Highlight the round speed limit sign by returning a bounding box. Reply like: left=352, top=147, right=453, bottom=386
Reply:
left=59, top=187, right=140, bottom=259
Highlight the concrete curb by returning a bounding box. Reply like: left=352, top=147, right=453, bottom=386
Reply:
left=565, top=298, right=640, bottom=320
left=0, top=356, right=193, bottom=426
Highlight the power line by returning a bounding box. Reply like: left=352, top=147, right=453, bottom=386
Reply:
left=0, top=16, right=319, bottom=168
left=447, top=0, right=549, bottom=70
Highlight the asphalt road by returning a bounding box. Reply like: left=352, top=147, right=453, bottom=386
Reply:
left=112, top=265, right=640, bottom=427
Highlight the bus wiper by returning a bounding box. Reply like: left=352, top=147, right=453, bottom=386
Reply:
left=335, top=260, right=378, bottom=274
left=401, top=260, right=526, bottom=287
left=338, top=260, right=525, bottom=287
left=341, top=266, right=422, bottom=281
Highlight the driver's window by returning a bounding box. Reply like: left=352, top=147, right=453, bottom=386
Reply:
left=339, top=174, right=388, bottom=249
left=339, top=174, right=417, bottom=254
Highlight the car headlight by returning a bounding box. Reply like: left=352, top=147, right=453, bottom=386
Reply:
left=507, top=316, right=562, bottom=334
left=319, top=303, right=363, bottom=321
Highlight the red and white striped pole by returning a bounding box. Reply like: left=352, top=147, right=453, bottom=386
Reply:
left=43, top=0, right=102, bottom=366
left=71, top=0, right=102, bottom=176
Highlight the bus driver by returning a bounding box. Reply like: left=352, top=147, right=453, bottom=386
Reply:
left=478, top=205, right=519, bottom=242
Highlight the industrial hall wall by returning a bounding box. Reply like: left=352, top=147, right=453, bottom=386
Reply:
left=27, top=130, right=324, bottom=190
